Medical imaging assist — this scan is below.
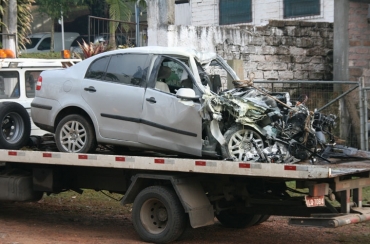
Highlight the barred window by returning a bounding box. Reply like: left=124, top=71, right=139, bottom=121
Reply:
left=284, top=0, right=320, bottom=18
left=219, top=0, right=252, bottom=25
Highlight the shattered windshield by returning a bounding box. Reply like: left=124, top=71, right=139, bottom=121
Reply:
left=202, top=58, right=239, bottom=93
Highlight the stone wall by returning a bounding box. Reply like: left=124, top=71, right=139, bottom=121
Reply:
left=348, top=2, right=370, bottom=83
left=166, top=20, right=334, bottom=81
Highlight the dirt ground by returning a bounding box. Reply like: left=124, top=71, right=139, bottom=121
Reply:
left=0, top=190, right=370, bottom=244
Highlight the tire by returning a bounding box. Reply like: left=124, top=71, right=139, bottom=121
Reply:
left=132, top=186, right=187, bottom=243
left=254, top=215, right=271, bottom=225
left=0, top=102, right=31, bottom=149
left=221, top=124, right=265, bottom=161
left=216, top=211, right=262, bottom=228
left=55, top=114, right=96, bottom=153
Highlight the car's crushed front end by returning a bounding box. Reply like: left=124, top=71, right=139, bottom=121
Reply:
left=199, top=79, right=337, bottom=164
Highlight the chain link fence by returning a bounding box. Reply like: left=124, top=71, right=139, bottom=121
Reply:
left=253, top=80, right=360, bottom=148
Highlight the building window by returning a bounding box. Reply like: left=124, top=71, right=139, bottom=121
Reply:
left=284, top=0, right=320, bottom=18
left=219, top=0, right=252, bottom=25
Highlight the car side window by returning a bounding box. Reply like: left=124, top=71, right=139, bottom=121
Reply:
left=37, top=37, right=51, bottom=50
left=85, top=56, right=110, bottom=80
left=105, top=54, right=149, bottom=87
left=25, top=71, right=41, bottom=98
left=155, top=59, right=193, bottom=94
left=0, top=71, right=20, bottom=98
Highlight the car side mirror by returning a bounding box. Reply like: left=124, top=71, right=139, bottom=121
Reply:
left=176, top=88, right=200, bottom=101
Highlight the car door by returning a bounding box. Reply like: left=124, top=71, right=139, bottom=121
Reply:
left=139, top=56, right=202, bottom=156
left=81, top=53, right=150, bottom=142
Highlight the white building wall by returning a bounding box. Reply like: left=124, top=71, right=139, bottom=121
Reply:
left=189, top=0, right=334, bottom=27
left=175, top=2, right=192, bottom=25
left=254, top=0, right=281, bottom=26
left=191, top=0, right=218, bottom=26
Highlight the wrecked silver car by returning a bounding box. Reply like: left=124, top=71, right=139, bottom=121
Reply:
left=201, top=80, right=336, bottom=164
left=31, top=46, right=336, bottom=163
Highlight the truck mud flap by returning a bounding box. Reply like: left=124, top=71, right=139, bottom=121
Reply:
left=289, top=207, right=370, bottom=227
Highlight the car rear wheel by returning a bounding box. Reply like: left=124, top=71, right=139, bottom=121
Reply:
left=55, top=114, right=96, bottom=153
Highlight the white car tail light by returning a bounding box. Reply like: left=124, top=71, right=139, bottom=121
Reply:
left=36, top=76, right=42, bottom=90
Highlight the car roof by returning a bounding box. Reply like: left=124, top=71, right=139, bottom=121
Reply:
left=28, top=32, right=80, bottom=38
left=98, top=46, right=217, bottom=64
left=28, top=32, right=50, bottom=38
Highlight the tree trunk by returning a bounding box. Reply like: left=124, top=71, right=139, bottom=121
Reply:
left=2, top=0, right=17, bottom=55
left=51, top=19, right=55, bottom=52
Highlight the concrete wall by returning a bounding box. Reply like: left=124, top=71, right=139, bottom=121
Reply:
left=182, top=0, right=334, bottom=26
left=165, top=20, right=333, bottom=81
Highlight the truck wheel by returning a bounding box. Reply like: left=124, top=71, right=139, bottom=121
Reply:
left=254, top=215, right=271, bottom=225
left=221, top=124, right=265, bottom=161
left=132, top=186, right=187, bottom=243
left=55, top=114, right=96, bottom=153
left=0, top=102, right=31, bottom=149
left=216, top=211, right=262, bottom=228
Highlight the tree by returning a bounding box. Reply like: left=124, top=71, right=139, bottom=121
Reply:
left=106, top=0, right=132, bottom=47
left=36, top=0, right=81, bottom=52
left=16, top=0, right=35, bottom=50
left=0, top=0, right=34, bottom=53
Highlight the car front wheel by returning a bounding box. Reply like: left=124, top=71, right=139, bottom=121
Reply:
left=55, top=114, right=96, bottom=153
left=221, top=124, right=265, bottom=161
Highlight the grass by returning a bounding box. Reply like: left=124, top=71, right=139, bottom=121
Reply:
left=41, top=189, right=132, bottom=216
left=18, top=52, right=69, bottom=59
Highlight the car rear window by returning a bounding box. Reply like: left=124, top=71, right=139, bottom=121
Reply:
left=85, top=56, right=110, bottom=80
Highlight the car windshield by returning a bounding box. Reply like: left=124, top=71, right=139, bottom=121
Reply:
left=25, top=38, right=41, bottom=49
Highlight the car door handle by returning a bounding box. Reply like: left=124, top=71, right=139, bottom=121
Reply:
left=146, top=97, right=156, bottom=103
left=84, top=86, right=96, bottom=92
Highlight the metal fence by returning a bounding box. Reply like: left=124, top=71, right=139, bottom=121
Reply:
left=88, top=16, right=148, bottom=47
left=359, top=78, right=370, bottom=150
left=253, top=80, right=360, bottom=148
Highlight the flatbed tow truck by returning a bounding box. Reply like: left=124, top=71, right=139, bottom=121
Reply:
left=1, top=145, right=370, bottom=243
left=1, top=57, right=370, bottom=243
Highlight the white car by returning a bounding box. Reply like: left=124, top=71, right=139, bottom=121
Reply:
left=23, top=32, right=80, bottom=53
left=0, top=58, right=80, bottom=149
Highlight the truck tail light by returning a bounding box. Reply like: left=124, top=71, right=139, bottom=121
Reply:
left=36, top=76, right=42, bottom=90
